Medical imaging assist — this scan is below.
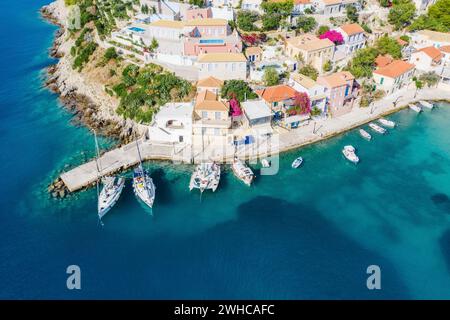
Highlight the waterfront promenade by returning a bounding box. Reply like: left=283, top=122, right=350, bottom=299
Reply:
left=60, top=86, right=450, bottom=193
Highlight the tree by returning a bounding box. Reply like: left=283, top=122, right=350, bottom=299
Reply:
left=189, top=0, right=205, bottom=7
left=221, top=80, right=257, bottom=102
left=346, top=47, right=379, bottom=78
left=319, top=30, right=344, bottom=45
left=419, top=72, right=440, bottom=87
left=261, top=0, right=294, bottom=17
left=150, top=38, right=159, bottom=52
left=262, top=13, right=281, bottom=31
left=388, top=0, right=416, bottom=30
left=263, top=67, right=280, bottom=86
left=237, top=10, right=259, bottom=32
left=379, top=0, right=391, bottom=7
left=346, top=5, right=359, bottom=23
left=409, top=0, right=450, bottom=32
left=296, top=16, right=317, bottom=33
left=298, top=64, right=319, bottom=80
left=323, top=60, right=332, bottom=72
left=399, top=35, right=410, bottom=43
left=141, top=4, right=149, bottom=14
left=375, top=35, right=402, bottom=59
left=104, top=47, right=118, bottom=61
left=316, top=25, right=330, bottom=36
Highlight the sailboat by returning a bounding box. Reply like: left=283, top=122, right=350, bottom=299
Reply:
left=189, top=162, right=221, bottom=193
left=132, top=134, right=156, bottom=210
left=94, top=131, right=125, bottom=221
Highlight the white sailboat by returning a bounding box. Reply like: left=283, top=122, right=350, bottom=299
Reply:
left=378, top=118, right=396, bottom=128
left=419, top=100, right=434, bottom=109
left=94, top=131, right=124, bottom=221
left=232, top=157, right=254, bottom=186
left=369, top=122, right=387, bottom=134
left=132, top=136, right=156, bottom=210
left=189, top=162, right=221, bottom=193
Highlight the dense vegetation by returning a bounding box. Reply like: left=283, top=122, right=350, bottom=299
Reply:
left=221, top=80, right=257, bottom=102
left=409, top=0, right=450, bottom=32
left=388, top=0, right=416, bottom=30
left=345, top=36, right=403, bottom=78
left=111, top=64, right=193, bottom=123
left=237, top=10, right=260, bottom=32
left=70, top=27, right=97, bottom=70
left=298, top=64, right=319, bottom=81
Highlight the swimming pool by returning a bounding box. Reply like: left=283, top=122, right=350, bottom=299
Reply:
left=199, top=39, right=224, bottom=44
left=129, top=27, right=145, bottom=33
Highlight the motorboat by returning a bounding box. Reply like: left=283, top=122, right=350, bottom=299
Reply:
left=232, top=157, right=254, bottom=186
left=359, top=129, right=372, bottom=141
left=189, top=162, right=220, bottom=193
left=378, top=118, right=396, bottom=128
left=369, top=122, right=386, bottom=134
left=98, top=176, right=125, bottom=219
left=409, top=104, right=422, bottom=113
left=419, top=100, right=434, bottom=109
left=342, top=145, right=359, bottom=164
left=133, top=164, right=156, bottom=208
left=291, top=156, right=303, bottom=169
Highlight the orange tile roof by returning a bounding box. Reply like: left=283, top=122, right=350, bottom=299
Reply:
left=339, top=23, right=365, bottom=36
left=373, top=60, right=415, bottom=78
left=256, top=85, right=298, bottom=103
left=294, top=0, right=311, bottom=4
left=440, top=45, right=450, bottom=53
left=197, top=76, right=224, bottom=88
left=417, top=46, right=443, bottom=62
left=375, top=55, right=393, bottom=68
left=194, top=90, right=228, bottom=111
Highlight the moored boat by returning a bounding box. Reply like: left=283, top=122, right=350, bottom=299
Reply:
left=133, top=164, right=156, bottom=208
left=378, top=118, right=396, bottom=128
left=369, top=122, right=386, bottom=134
left=189, top=162, right=220, bottom=193
left=409, top=104, right=422, bottom=113
left=232, top=157, right=254, bottom=186
left=419, top=100, right=434, bottom=109
left=359, top=129, right=372, bottom=141
left=291, top=156, right=303, bottom=169
left=342, top=145, right=359, bottom=164
left=98, top=176, right=125, bottom=219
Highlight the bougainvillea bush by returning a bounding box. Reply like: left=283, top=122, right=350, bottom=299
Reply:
left=288, top=92, right=311, bottom=115
left=319, top=30, right=344, bottom=45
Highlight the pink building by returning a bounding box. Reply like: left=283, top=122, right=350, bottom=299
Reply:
left=185, top=7, right=212, bottom=20
left=317, top=71, right=358, bottom=117
left=183, top=18, right=242, bottom=57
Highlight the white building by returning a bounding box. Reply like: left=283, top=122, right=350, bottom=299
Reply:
left=288, top=73, right=327, bottom=114
left=409, top=46, right=443, bottom=72
left=241, top=0, right=263, bottom=12
left=293, top=0, right=313, bottom=14
left=336, top=23, right=366, bottom=55
left=241, top=100, right=273, bottom=136
left=211, top=6, right=235, bottom=20
left=373, top=60, right=415, bottom=95
left=209, top=0, right=241, bottom=8
left=197, top=53, right=247, bottom=80
left=148, top=102, right=194, bottom=145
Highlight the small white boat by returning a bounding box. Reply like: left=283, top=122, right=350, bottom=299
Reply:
left=291, top=156, right=303, bottom=169
left=98, top=176, right=125, bottom=219
left=261, top=158, right=271, bottom=168
left=359, top=129, right=372, bottom=141
left=369, top=122, right=386, bottom=134
left=232, top=157, right=254, bottom=186
left=378, top=118, right=396, bottom=128
left=342, top=145, right=359, bottom=164
left=189, top=162, right=220, bottom=193
left=419, top=100, right=434, bottom=109
left=409, top=104, right=422, bottom=113
left=133, top=164, right=156, bottom=208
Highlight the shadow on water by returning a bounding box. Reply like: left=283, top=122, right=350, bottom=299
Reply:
left=439, top=229, right=450, bottom=274
left=150, top=168, right=174, bottom=205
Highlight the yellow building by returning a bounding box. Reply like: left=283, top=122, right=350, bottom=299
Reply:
left=285, top=34, right=335, bottom=72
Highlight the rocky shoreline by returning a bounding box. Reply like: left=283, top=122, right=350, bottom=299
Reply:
left=41, top=2, right=139, bottom=198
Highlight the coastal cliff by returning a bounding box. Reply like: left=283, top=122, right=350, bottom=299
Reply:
left=41, top=0, right=140, bottom=143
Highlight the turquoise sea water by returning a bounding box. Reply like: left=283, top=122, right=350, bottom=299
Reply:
left=1, top=1, right=450, bottom=299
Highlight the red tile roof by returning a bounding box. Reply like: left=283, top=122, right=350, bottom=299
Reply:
left=256, top=85, right=298, bottom=103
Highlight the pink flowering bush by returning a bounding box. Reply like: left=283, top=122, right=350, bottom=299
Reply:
left=319, top=30, right=344, bottom=45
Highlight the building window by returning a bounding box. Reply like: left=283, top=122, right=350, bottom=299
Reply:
left=202, top=111, right=208, bottom=118
left=214, top=128, right=220, bottom=136
left=380, top=77, right=384, bottom=85
left=215, top=112, right=221, bottom=120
